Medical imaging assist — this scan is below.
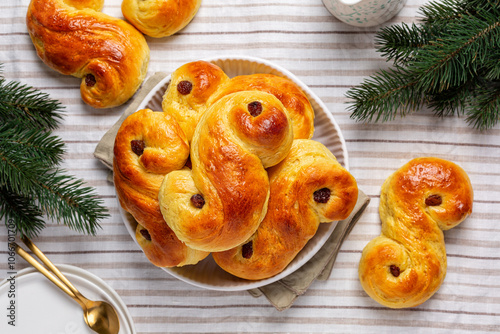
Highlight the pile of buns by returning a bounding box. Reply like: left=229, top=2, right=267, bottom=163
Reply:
left=26, top=0, right=202, bottom=109
left=113, top=60, right=359, bottom=280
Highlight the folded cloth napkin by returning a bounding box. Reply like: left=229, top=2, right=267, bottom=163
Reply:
left=94, top=72, right=370, bottom=311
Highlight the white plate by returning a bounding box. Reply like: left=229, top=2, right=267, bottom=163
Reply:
left=119, top=55, right=349, bottom=291
left=0, top=264, right=135, bottom=333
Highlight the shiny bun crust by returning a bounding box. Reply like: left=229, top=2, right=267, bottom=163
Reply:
left=213, top=139, right=358, bottom=280
left=113, top=109, right=208, bottom=267
left=162, top=60, right=230, bottom=142
left=122, top=0, right=202, bottom=38
left=208, top=74, right=315, bottom=140
left=358, top=157, right=473, bottom=308
left=158, top=91, right=294, bottom=252
left=26, top=0, right=150, bottom=109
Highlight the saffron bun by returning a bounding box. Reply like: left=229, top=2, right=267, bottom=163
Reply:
left=158, top=91, right=294, bottom=252
left=161, top=60, right=230, bottom=142
left=122, top=0, right=202, bottom=38
left=26, top=0, right=149, bottom=109
left=358, top=157, right=473, bottom=308
left=113, top=109, right=208, bottom=267
left=213, top=139, right=358, bottom=280
left=207, top=73, right=315, bottom=139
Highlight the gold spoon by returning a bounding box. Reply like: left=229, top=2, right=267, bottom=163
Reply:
left=12, top=236, right=120, bottom=334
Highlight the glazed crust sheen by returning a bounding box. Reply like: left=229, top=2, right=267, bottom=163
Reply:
left=208, top=74, right=315, bottom=140
left=159, top=91, right=294, bottom=252
left=122, top=0, right=202, bottom=38
left=213, top=139, right=358, bottom=280
left=161, top=60, right=230, bottom=142
left=26, top=0, right=150, bottom=108
left=113, top=109, right=208, bottom=267
left=358, top=157, right=473, bottom=308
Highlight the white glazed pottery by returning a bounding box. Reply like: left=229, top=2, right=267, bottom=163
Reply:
left=0, top=264, right=135, bottom=333
left=322, top=0, right=407, bottom=27
left=118, top=55, right=349, bottom=291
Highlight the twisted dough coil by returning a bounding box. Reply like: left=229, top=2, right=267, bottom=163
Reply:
left=161, top=60, right=230, bottom=142
left=122, top=0, right=202, bottom=38
left=162, top=61, right=315, bottom=142
left=207, top=74, right=315, bottom=139
left=159, top=91, right=294, bottom=252
left=26, top=0, right=150, bottom=109
left=213, top=139, right=358, bottom=280
left=113, top=109, right=208, bottom=267
left=358, top=157, right=473, bottom=308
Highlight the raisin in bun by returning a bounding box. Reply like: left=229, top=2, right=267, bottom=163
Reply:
left=122, top=0, right=202, bottom=38
left=113, top=109, right=208, bottom=267
left=358, top=157, right=473, bottom=308
left=162, top=60, right=229, bottom=142
left=159, top=91, right=294, bottom=252
left=208, top=73, right=315, bottom=139
left=213, top=139, right=358, bottom=280
left=26, top=0, right=149, bottom=109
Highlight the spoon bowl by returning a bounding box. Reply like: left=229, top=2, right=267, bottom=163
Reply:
left=84, top=299, right=121, bottom=334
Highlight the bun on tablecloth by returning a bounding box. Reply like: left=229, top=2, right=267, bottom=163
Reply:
left=26, top=0, right=149, bottom=109
left=358, top=157, right=473, bottom=308
left=122, top=0, right=202, bottom=38
left=113, top=109, right=208, bottom=267
left=213, top=139, right=358, bottom=280
left=158, top=91, right=294, bottom=252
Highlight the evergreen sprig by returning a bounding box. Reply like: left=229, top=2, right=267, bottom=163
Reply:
left=347, top=0, right=500, bottom=130
left=0, top=66, right=108, bottom=237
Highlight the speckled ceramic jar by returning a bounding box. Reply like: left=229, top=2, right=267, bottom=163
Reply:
left=322, top=0, right=407, bottom=27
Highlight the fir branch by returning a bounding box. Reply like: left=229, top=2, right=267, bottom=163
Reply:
left=466, top=81, right=500, bottom=130
left=0, top=185, right=46, bottom=237
left=346, top=66, right=425, bottom=122
left=0, top=64, right=108, bottom=237
left=0, top=76, right=64, bottom=130
left=34, top=170, right=107, bottom=236
left=347, top=0, right=500, bottom=129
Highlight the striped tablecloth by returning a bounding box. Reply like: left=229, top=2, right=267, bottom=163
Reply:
left=1, top=0, right=499, bottom=333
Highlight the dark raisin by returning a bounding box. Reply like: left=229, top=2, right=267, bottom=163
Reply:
left=390, top=264, right=401, bottom=277
left=313, top=188, right=331, bottom=203
left=190, top=194, right=205, bottom=208
left=140, top=229, right=152, bottom=241
left=242, top=241, right=253, bottom=259
left=85, top=73, right=96, bottom=87
left=425, top=194, right=442, bottom=206
left=131, top=139, right=146, bottom=156
left=177, top=80, right=193, bottom=95
left=247, top=101, right=263, bottom=117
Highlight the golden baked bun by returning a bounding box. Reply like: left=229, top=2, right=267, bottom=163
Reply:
left=358, top=157, right=473, bottom=308
left=208, top=74, right=315, bottom=139
left=213, top=139, right=358, bottom=280
left=26, top=0, right=150, bottom=109
left=162, top=60, right=229, bottom=142
left=122, top=0, right=202, bottom=38
left=113, top=109, right=208, bottom=267
left=159, top=91, right=294, bottom=252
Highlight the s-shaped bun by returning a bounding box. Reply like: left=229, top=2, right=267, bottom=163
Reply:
left=26, top=0, right=150, bottom=109
left=213, top=139, right=358, bottom=280
left=358, top=157, right=473, bottom=308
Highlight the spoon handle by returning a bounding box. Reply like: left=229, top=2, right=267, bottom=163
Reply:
left=20, top=236, right=86, bottom=302
left=12, top=242, right=84, bottom=308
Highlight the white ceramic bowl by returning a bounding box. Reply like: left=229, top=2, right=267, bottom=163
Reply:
left=119, top=55, right=349, bottom=291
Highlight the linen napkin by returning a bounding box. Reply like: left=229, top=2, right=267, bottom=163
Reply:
left=94, top=72, right=370, bottom=311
